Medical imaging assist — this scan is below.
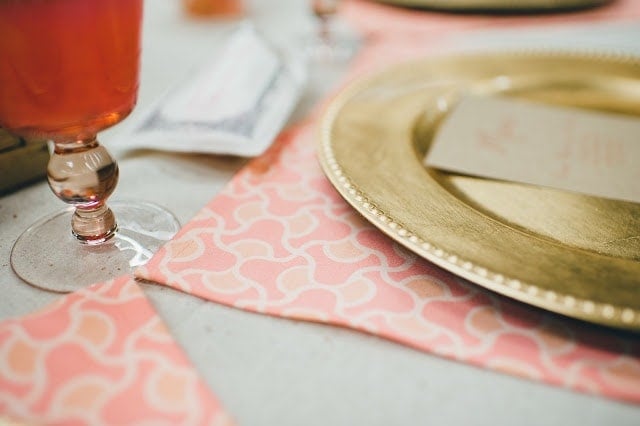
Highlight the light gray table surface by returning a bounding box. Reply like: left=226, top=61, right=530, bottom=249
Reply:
left=1, top=1, right=639, bottom=425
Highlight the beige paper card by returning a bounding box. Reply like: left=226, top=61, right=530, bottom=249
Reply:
left=425, top=95, right=640, bottom=204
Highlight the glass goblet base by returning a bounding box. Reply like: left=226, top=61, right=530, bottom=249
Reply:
left=10, top=200, right=180, bottom=293
left=303, top=31, right=360, bottom=64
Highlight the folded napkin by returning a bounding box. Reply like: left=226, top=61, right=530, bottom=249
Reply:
left=0, top=276, right=233, bottom=425
left=109, top=24, right=306, bottom=157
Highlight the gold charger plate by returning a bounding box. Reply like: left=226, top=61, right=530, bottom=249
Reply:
left=375, top=0, right=610, bottom=12
left=317, top=51, right=640, bottom=331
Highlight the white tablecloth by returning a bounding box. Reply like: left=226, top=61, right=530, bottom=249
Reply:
left=1, top=1, right=638, bottom=425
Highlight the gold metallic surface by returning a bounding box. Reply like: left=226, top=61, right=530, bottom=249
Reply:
left=376, top=0, right=610, bottom=12
left=317, top=51, right=640, bottom=331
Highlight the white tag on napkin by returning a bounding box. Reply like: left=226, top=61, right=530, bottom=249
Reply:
left=424, top=95, right=640, bottom=204
left=111, top=24, right=306, bottom=157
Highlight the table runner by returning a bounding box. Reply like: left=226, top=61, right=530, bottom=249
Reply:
left=0, top=276, right=233, bottom=425
left=136, top=0, right=640, bottom=405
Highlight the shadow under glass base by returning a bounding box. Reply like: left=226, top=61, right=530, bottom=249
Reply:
left=10, top=200, right=180, bottom=293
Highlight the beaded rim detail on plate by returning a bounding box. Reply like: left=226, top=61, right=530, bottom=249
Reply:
left=321, top=132, right=639, bottom=327
left=316, top=51, right=640, bottom=330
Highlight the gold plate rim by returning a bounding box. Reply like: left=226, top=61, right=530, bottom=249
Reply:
left=375, top=0, right=610, bottom=11
left=317, top=50, right=640, bottom=331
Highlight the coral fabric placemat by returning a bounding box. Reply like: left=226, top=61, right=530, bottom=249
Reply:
left=0, top=276, right=233, bottom=426
left=137, top=2, right=640, bottom=405
left=137, top=118, right=640, bottom=404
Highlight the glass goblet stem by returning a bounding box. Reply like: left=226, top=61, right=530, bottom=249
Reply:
left=47, top=136, right=119, bottom=245
left=312, top=0, right=339, bottom=45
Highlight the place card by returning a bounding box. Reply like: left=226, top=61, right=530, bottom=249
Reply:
left=424, top=95, right=640, bottom=204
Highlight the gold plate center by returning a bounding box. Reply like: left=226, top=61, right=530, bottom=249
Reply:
left=414, top=75, right=640, bottom=261
left=319, top=51, right=640, bottom=330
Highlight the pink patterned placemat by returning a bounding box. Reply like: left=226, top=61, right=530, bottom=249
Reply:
left=136, top=1, right=640, bottom=406
left=137, top=117, right=640, bottom=404
left=0, top=276, right=233, bottom=426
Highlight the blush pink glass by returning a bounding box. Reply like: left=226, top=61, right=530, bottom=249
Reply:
left=0, top=0, right=180, bottom=292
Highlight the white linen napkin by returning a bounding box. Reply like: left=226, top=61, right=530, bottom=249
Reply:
left=110, top=23, right=306, bottom=157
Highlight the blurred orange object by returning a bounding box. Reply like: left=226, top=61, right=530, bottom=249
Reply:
left=182, top=0, right=243, bottom=17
